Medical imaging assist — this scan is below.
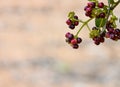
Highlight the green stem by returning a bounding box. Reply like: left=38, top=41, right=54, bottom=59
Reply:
left=75, top=18, right=93, bottom=37
left=110, top=0, right=120, bottom=10
left=86, top=24, right=91, bottom=32
left=78, top=19, right=84, bottom=23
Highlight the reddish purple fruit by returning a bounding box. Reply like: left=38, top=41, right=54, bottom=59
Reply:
left=71, top=39, right=77, bottom=45
left=115, top=29, right=120, bottom=35
left=66, top=19, right=72, bottom=25
left=100, top=37, right=105, bottom=43
left=105, top=32, right=110, bottom=38
left=69, top=24, right=75, bottom=29
left=65, top=32, right=70, bottom=38
left=88, top=2, right=96, bottom=8
left=77, top=37, right=82, bottom=44
left=72, top=44, right=79, bottom=49
left=99, top=13, right=106, bottom=18
left=85, top=12, right=92, bottom=17
left=74, top=15, right=78, bottom=19
left=74, top=21, right=79, bottom=26
left=86, top=7, right=92, bottom=13
left=107, top=28, right=114, bottom=33
left=110, top=33, right=116, bottom=40
left=94, top=41, right=100, bottom=45
left=98, top=2, right=104, bottom=8
left=67, top=33, right=74, bottom=40
left=84, top=6, right=89, bottom=11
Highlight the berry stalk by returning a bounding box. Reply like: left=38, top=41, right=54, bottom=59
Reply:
left=75, top=18, right=93, bottom=38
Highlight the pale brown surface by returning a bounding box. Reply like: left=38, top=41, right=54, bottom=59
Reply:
left=0, top=0, right=120, bottom=87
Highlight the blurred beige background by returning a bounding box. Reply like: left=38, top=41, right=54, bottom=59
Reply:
left=0, top=0, right=120, bottom=87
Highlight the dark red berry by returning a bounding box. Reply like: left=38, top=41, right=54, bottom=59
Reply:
left=105, top=32, right=110, bottom=38
left=98, top=2, right=104, bottom=8
left=106, top=21, right=113, bottom=29
left=99, top=13, right=106, bottom=18
left=72, top=44, right=79, bottom=49
left=110, top=33, right=116, bottom=40
left=85, top=12, right=92, bottom=17
left=94, top=37, right=100, bottom=42
left=100, top=37, right=105, bottom=43
left=74, top=21, right=79, bottom=26
left=65, top=32, right=70, bottom=38
left=86, top=7, right=92, bottom=13
left=115, top=29, right=120, bottom=34
left=88, top=2, right=96, bottom=8
left=107, top=28, right=114, bottom=33
left=66, top=19, right=72, bottom=25
left=94, top=41, right=100, bottom=45
left=77, top=37, right=82, bottom=44
left=71, top=39, right=77, bottom=45
left=74, top=15, right=78, bottom=19
left=84, top=6, right=89, bottom=11
left=68, top=33, right=74, bottom=40
left=69, top=24, right=75, bottom=29
left=117, top=35, right=120, bottom=39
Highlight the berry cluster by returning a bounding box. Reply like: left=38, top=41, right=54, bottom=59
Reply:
left=84, top=2, right=106, bottom=18
left=90, top=20, right=120, bottom=45
left=105, top=21, right=120, bottom=41
left=65, top=0, right=120, bottom=49
left=66, top=15, right=79, bottom=29
left=84, top=2, right=96, bottom=18
left=65, top=32, right=82, bottom=49
left=90, top=27, right=105, bottom=45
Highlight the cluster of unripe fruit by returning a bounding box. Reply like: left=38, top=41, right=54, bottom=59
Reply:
left=65, top=0, right=120, bottom=49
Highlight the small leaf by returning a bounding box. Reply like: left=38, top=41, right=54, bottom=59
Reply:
left=68, top=12, right=75, bottom=18
left=95, top=18, right=106, bottom=27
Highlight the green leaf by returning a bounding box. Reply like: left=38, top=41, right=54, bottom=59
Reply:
left=95, top=18, right=106, bottom=27
left=68, top=12, right=75, bottom=18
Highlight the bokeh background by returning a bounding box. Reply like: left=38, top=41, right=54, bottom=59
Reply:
left=0, top=0, right=120, bottom=87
